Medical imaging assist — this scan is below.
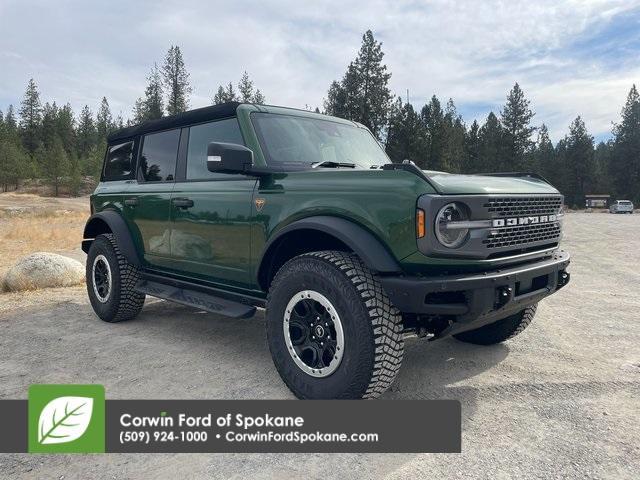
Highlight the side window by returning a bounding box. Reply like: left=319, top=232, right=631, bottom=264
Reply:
left=139, top=129, right=180, bottom=182
left=186, top=118, right=244, bottom=180
left=103, top=141, right=134, bottom=180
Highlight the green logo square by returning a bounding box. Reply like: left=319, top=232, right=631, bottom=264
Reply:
left=28, top=384, right=105, bottom=453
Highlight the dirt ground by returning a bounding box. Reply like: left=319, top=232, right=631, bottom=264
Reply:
left=0, top=205, right=639, bottom=479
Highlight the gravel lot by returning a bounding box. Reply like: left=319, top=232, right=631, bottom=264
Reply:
left=1, top=212, right=639, bottom=479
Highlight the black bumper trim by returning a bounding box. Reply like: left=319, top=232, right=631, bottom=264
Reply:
left=380, top=250, right=570, bottom=327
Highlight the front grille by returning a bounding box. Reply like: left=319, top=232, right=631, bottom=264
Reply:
left=483, top=223, right=561, bottom=249
left=483, top=196, right=562, bottom=217
left=482, top=195, right=563, bottom=250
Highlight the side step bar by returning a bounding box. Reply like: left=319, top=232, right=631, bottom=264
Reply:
left=136, top=279, right=257, bottom=319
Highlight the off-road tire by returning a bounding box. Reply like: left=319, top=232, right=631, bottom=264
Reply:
left=266, top=251, right=404, bottom=399
left=86, top=233, right=145, bottom=322
left=453, top=304, right=537, bottom=345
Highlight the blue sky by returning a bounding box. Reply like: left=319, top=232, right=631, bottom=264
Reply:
left=1, top=0, right=639, bottom=143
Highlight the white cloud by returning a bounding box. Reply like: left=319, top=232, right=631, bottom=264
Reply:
left=0, top=0, right=638, bottom=140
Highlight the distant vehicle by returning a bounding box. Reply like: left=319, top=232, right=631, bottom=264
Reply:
left=609, top=200, right=634, bottom=214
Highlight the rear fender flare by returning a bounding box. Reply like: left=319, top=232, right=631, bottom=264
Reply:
left=81, top=210, right=141, bottom=267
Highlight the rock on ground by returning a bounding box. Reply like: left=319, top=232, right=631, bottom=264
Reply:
left=2, top=252, right=84, bottom=292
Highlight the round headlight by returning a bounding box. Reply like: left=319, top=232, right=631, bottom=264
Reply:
left=435, top=202, right=470, bottom=248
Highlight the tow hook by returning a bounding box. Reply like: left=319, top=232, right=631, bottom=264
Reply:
left=557, top=270, right=570, bottom=289
left=495, top=286, right=512, bottom=308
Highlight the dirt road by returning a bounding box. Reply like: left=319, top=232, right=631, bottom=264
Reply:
left=1, top=212, right=639, bottom=479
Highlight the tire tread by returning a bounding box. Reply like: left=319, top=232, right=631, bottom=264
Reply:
left=268, top=250, right=404, bottom=399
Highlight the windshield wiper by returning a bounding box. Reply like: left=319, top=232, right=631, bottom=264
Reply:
left=311, top=161, right=357, bottom=169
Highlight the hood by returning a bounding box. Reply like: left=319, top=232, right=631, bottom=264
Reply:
left=425, top=171, right=559, bottom=195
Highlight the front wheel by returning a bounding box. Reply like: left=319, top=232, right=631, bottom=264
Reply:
left=266, top=251, right=404, bottom=399
left=453, top=305, right=537, bottom=345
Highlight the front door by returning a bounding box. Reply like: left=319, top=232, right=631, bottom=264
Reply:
left=123, top=127, right=181, bottom=270
left=169, top=118, right=256, bottom=288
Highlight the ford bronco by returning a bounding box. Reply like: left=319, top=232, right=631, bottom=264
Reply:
left=82, top=102, right=571, bottom=399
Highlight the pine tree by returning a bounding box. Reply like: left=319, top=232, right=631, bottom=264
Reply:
left=611, top=85, right=640, bottom=202
left=593, top=141, right=613, bottom=195
left=96, top=97, right=114, bottom=139
left=162, top=45, right=192, bottom=115
left=553, top=138, right=569, bottom=196
left=85, top=140, right=106, bottom=179
left=134, top=63, right=164, bottom=123
left=0, top=102, right=30, bottom=190
left=56, top=103, right=75, bottom=155
left=67, top=149, right=82, bottom=195
left=238, top=71, right=254, bottom=102
left=563, top=116, right=595, bottom=207
left=421, top=96, right=446, bottom=170
left=324, top=80, right=348, bottom=118
left=77, top=105, right=96, bottom=159
left=18, top=78, right=42, bottom=155
left=324, top=30, right=392, bottom=139
left=4, top=105, right=18, bottom=134
left=385, top=98, right=426, bottom=165
left=478, top=112, right=503, bottom=172
left=40, top=102, right=59, bottom=149
left=42, top=135, right=70, bottom=196
left=0, top=138, right=28, bottom=191
left=464, top=120, right=481, bottom=173
left=501, top=83, right=535, bottom=170
left=212, top=83, right=238, bottom=104
left=534, top=124, right=555, bottom=181
left=440, top=99, right=466, bottom=173
left=236, top=71, right=266, bottom=103
left=253, top=89, right=265, bottom=105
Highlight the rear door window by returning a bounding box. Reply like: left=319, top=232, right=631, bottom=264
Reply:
left=103, top=141, right=134, bottom=180
left=186, top=118, right=244, bottom=180
left=139, top=129, right=180, bottom=182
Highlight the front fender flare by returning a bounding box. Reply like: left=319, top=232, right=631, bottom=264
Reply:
left=81, top=210, right=141, bottom=267
left=258, top=216, right=401, bottom=286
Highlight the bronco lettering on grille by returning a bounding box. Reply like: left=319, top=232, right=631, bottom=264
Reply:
left=492, top=214, right=557, bottom=228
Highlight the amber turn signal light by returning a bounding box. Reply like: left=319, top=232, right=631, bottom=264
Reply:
left=416, top=209, right=425, bottom=238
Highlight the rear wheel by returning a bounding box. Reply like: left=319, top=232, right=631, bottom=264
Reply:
left=86, top=233, right=145, bottom=322
left=266, top=251, right=404, bottom=399
left=453, top=305, right=537, bottom=345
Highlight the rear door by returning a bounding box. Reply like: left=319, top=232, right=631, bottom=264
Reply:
left=123, top=128, right=181, bottom=270
left=168, top=117, right=257, bottom=288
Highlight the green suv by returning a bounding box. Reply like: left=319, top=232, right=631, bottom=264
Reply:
left=82, top=102, right=571, bottom=399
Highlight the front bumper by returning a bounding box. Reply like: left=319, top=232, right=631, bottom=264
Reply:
left=379, top=250, right=570, bottom=336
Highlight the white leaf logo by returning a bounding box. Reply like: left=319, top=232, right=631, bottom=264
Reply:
left=37, top=396, right=94, bottom=445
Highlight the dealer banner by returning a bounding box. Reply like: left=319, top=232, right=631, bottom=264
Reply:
left=0, top=385, right=461, bottom=453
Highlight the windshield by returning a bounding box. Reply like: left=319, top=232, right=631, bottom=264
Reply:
left=251, top=113, right=389, bottom=170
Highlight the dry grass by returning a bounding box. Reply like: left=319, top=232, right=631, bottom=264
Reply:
left=0, top=193, right=89, bottom=280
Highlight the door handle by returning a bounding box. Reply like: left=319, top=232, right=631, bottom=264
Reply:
left=124, top=197, right=139, bottom=207
left=172, top=198, right=194, bottom=209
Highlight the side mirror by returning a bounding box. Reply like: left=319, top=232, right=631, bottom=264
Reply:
left=207, top=142, right=254, bottom=174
